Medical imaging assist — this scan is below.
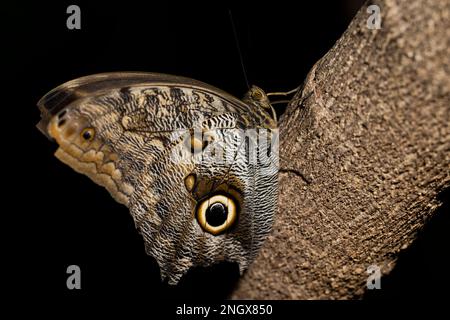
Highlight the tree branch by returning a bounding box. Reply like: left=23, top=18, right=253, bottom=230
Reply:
left=232, top=0, right=450, bottom=299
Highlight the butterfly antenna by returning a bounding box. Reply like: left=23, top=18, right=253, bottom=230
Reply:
left=229, top=9, right=250, bottom=90
left=270, top=99, right=292, bottom=105
left=266, top=86, right=300, bottom=96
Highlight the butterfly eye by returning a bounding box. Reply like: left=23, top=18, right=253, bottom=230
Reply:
left=196, top=194, right=237, bottom=235
left=81, top=127, right=95, bottom=141
left=251, top=90, right=263, bottom=100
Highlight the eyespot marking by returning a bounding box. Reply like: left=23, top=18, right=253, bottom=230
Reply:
left=196, top=194, right=237, bottom=235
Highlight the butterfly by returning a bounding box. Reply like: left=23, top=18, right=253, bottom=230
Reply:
left=37, top=72, right=279, bottom=284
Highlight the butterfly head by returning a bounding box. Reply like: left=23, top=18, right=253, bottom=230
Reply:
left=242, top=85, right=277, bottom=122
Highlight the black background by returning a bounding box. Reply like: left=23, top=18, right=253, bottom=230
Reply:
left=6, top=0, right=449, bottom=307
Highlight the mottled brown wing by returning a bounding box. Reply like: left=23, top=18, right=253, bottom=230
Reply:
left=37, top=72, right=278, bottom=284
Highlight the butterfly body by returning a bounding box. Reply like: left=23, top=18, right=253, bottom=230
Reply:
left=37, top=72, right=278, bottom=284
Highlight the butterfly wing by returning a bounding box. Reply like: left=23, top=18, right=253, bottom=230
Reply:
left=37, top=72, right=278, bottom=284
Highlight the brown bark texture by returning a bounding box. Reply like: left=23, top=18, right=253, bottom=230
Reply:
left=232, top=0, right=450, bottom=299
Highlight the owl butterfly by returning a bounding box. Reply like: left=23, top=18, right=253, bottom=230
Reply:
left=37, top=72, right=279, bottom=284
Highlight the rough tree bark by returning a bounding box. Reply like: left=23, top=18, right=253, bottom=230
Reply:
left=232, top=0, right=450, bottom=299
